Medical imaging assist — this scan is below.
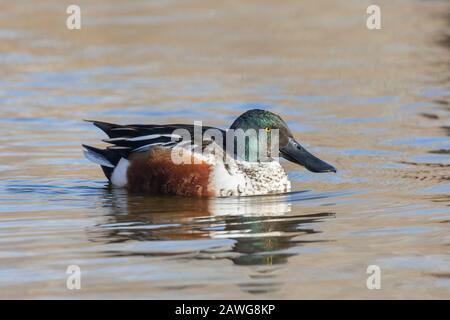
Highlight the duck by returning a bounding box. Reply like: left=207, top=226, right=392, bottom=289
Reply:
left=83, top=109, right=336, bottom=197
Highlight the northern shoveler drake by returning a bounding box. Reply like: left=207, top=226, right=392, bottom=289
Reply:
left=83, top=109, right=336, bottom=197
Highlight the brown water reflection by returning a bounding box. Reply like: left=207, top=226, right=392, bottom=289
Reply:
left=85, top=190, right=337, bottom=295
left=92, top=190, right=334, bottom=268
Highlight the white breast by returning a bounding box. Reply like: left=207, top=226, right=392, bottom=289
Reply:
left=203, top=143, right=291, bottom=197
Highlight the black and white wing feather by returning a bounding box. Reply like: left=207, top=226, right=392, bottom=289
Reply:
left=83, top=120, right=226, bottom=180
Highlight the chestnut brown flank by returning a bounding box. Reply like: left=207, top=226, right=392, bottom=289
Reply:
left=126, top=148, right=213, bottom=196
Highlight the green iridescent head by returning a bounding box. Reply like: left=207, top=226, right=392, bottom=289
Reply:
left=230, top=109, right=336, bottom=173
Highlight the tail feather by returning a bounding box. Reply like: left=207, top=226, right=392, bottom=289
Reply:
left=82, top=144, right=123, bottom=180
left=84, top=120, right=122, bottom=138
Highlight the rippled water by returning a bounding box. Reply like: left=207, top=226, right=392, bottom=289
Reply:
left=0, top=0, right=449, bottom=298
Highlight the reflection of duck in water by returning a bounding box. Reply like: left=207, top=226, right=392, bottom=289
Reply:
left=95, top=189, right=334, bottom=266
left=83, top=109, right=336, bottom=197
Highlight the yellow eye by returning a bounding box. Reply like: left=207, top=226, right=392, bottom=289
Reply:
left=264, top=127, right=271, bottom=133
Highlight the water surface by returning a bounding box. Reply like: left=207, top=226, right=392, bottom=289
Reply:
left=0, top=0, right=449, bottom=298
